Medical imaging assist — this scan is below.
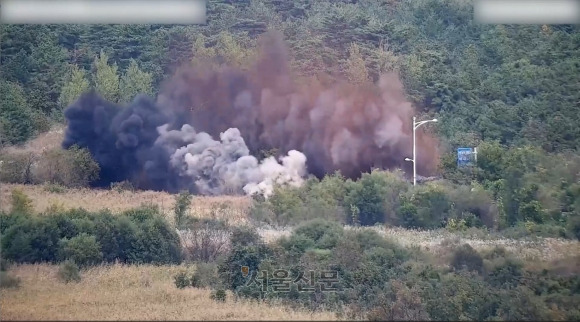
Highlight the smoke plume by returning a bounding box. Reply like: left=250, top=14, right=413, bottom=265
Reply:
left=63, top=31, right=438, bottom=196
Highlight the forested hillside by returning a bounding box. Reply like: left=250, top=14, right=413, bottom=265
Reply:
left=2, top=0, right=579, bottom=150
left=1, top=0, right=579, bottom=233
left=1, top=2, right=580, bottom=319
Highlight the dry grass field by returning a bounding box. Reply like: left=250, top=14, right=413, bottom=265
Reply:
left=0, top=264, right=338, bottom=321
left=0, top=183, right=252, bottom=225
left=2, top=182, right=579, bottom=262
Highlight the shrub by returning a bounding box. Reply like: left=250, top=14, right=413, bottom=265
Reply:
left=191, top=262, right=220, bottom=288
left=174, top=270, right=191, bottom=289
left=129, top=216, right=183, bottom=264
left=230, top=225, right=262, bottom=248
left=1, top=216, right=62, bottom=263
left=0, top=258, right=12, bottom=271
left=1, top=206, right=182, bottom=265
left=174, top=190, right=193, bottom=228
left=0, top=271, right=21, bottom=288
left=181, top=219, right=231, bottom=263
left=210, top=289, right=227, bottom=302
left=218, top=244, right=271, bottom=291
left=450, top=243, right=484, bottom=274
left=0, top=151, right=35, bottom=184
left=57, top=260, right=81, bottom=283
left=344, top=170, right=391, bottom=226
left=293, top=219, right=344, bottom=249
left=34, top=145, right=99, bottom=188
left=43, top=182, right=67, bottom=193
left=486, top=257, right=524, bottom=288
left=10, top=188, right=34, bottom=214
left=59, top=233, right=103, bottom=267
left=402, top=183, right=453, bottom=229
left=110, top=180, right=135, bottom=193
left=397, top=201, right=421, bottom=229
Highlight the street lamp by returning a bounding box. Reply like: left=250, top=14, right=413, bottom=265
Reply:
left=404, top=116, right=438, bottom=186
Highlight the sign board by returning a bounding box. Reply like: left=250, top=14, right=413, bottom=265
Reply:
left=457, top=148, right=474, bottom=167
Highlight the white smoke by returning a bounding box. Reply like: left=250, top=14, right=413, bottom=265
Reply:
left=155, top=124, right=307, bottom=198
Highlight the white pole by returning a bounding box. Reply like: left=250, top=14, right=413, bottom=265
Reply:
left=413, top=116, right=417, bottom=186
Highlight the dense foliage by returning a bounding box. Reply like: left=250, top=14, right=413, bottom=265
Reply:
left=211, top=220, right=580, bottom=320
left=0, top=192, right=182, bottom=265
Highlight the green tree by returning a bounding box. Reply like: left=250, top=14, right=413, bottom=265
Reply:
left=58, top=65, right=90, bottom=109
left=26, top=37, right=69, bottom=115
left=0, top=80, right=34, bottom=146
left=92, top=51, right=120, bottom=102
left=58, top=233, right=103, bottom=267
left=119, top=59, right=154, bottom=103
left=345, top=43, right=370, bottom=85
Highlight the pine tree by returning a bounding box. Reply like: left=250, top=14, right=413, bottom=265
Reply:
left=119, top=59, right=154, bottom=103
left=58, top=65, right=90, bottom=109
left=92, top=51, right=120, bottom=102
left=0, top=80, right=34, bottom=146
left=27, top=37, right=69, bottom=114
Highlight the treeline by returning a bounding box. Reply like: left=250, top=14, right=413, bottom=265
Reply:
left=0, top=189, right=182, bottom=266
left=251, top=142, right=580, bottom=239
left=2, top=0, right=579, bottom=151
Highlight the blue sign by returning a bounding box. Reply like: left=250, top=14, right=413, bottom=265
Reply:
left=457, top=148, right=473, bottom=167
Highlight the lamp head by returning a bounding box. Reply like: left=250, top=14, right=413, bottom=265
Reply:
left=432, top=118, right=438, bottom=122
left=405, top=158, right=412, bottom=162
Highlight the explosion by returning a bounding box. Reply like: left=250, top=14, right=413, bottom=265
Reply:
left=62, top=31, right=438, bottom=197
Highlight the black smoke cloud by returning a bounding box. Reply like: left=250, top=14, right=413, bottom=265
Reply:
left=63, top=31, right=438, bottom=195
left=62, top=93, right=179, bottom=191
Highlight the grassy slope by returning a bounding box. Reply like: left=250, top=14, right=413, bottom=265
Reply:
left=0, top=264, right=337, bottom=321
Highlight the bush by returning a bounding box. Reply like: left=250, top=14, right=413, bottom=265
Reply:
left=1, top=216, right=62, bottom=263
left=344, top=170, right=391, bottom=226
left=174, top=270, right=191, bottom=289
left=129, top=216, right=183, bottom=264
left=450, top=243, right=484, bottom=274
left=230, top=225, right=262, bottom=248
left=218, top=244, right=271, bottom=291
left=0, top=151, right=35, bottom=184
left=191, top=262, right=220, bottom=288
left=181, top=219, right=231, bottom=263
left=43, top=182, right=67, bottom=193
left=0, top=271, right=21, bottom=288
left=174, top=190, right=193, bottom=228
left=1, top=206, right=182, bottom=266
left=210, top=289, right=227, bottom=302
left=34, top=145, right=99, bottom=188
left=10, top=188, right=34, bottom=214
left=0, top=258, right=12, bottom=271
left=293, top=219, right=344, bottom=249
left=486, top=257, right=524, bottom=288
left=400, top=183, right=453, bottom=229
left=59, top=233, right=103, bottom=267
left=110, top=180, right=135, bottom=193
left=57, top=259, right=81, bottom=283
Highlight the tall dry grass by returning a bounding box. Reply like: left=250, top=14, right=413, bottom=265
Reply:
left=0, top=183, right=251, bottom=225
left=0, top=264, right=338, bottom=321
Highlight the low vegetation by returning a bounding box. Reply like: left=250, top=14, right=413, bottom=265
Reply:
left=1, top=188, right=578, bottom=320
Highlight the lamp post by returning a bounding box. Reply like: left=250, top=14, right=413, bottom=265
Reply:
left=404, top=116, right=438, bottom=186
